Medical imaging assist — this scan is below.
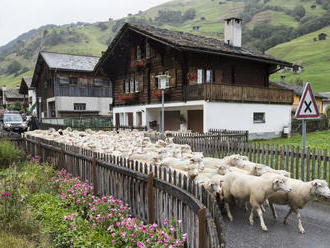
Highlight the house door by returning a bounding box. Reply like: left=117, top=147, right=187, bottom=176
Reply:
left=115, top=113, right=120, bottom=127
left=128, top=113, right=133, bottom=126
left=164, top=111, right=180, bottom=131
left=188, top=110, right=203, bottom=133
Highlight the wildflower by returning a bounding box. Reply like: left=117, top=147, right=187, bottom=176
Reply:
left=137, top=241, right=146, bottom=248
left=69, top=225, right=75, bottom=229
left=112, top=240, right=116, bottom=244
left=164, top=219, right=168, bottom=225
left=1, top=192, right=10, bottom=197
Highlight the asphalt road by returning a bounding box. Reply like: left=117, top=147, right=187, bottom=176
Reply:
left=223, top=201, right=330, bottom=248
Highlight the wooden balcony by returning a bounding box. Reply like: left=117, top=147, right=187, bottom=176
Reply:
left=184, top=84, right=294, bottom=104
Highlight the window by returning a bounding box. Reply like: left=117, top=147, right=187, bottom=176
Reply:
left=69, top=77, right=78, bottom=85
left=136, top=46, right=142, bottom=61
left=206, top=70, right=213, bottom=83
left=253, top=112, right=265, bottom=123
left=109, top=104, right=113, bottom=111
left=74, top=103, right=86, bottom=111
left=130, top=79, right=134, bottom=93
left=135, top=79, right=139, bottom=92
left=197, top=69, right=204, bottom=84
left=57, top=77, right=69, bottom=85
left=125, top=80, right=129, bottom=93
left=146, top=42, right=151, bottom=59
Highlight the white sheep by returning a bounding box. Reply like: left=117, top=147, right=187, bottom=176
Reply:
left=221, top=172, right=291, bottom=232
left=268, top=179, right=330, bottom=234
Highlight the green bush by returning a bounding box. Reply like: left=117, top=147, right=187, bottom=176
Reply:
left=0, top=141, right=24, bottom=168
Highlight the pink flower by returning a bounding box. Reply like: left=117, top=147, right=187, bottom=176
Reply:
left=112, top=240, right=116, bottom=244
left=137, top=241, right=146, bottom=248
left=132, top=233, right=136, bottom=238
left=102, top=196, right=107, bottom=202
left=69, top=225, right=75, bottom=229
left=1, top=192, right=10, bottom=197
left=163, top=219, right=168, bottom=225
left=92, top=224, right=96, bottom=230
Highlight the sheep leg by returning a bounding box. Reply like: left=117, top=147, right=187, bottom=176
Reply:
left=249, top=208, right=254, bottom=226
left=284, top=208, right=293, bottom=225
left=224, top=202, right=233, bottom=221
left=256, top=207, right=268, bottom=232
left=260, top=204, right=266, bottom=213
left=269, top=202, right=278, bottom=220
left=293, top=209, right=305, bottom=234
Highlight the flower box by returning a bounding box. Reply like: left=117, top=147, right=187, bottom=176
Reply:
left=118, top=93, right=138, bottom=103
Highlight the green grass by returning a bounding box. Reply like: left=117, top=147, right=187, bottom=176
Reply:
left=268, top=25, right=330, bottom=92
left=252, top=129, right=330, bottom=151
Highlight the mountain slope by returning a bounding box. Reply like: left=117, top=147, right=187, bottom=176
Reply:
left=0, top=0, right=329, bottom=89
left=268, top=25, right=330, bottom=92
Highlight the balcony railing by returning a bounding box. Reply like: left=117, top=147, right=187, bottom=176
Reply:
left=184, top=83, right=294, bottom=104
left=55, top=85, right=112, bottom=97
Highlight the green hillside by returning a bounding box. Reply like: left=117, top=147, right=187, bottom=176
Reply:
left=0, top=0, right=329, bottom=89
left=268, top=25, right=330, bottom=92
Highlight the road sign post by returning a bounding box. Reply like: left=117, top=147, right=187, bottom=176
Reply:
left=294, top=82, right=320, bottom=149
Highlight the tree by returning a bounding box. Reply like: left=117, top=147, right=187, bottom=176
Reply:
left=183, top=8, right=196, bottom=21
left=6, top=60, right=22, bottom=74
left=293, top=5, right=306, bottom=20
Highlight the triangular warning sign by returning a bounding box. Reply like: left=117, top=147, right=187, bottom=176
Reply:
left=295, top=83, right=320, bottom=119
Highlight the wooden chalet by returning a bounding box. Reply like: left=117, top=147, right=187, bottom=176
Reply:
left=31, top=52, right=112, bottom=118
left=19, top=77, right=37, bottom=113
left=95, top=21, right=294, bottom=138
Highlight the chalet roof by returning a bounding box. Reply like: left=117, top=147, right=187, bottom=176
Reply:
left=269, top=81, right=324, bottom=99
left=96, top=23, right=291, bottom=71
left=19, top=77, right=33, bottom=94
left=4, top=89, right=24, bottom=99
left=40, top=51, right=100, bottom=72
left=22, top=77, right=32, bottom=88
left=319, top=92, right=330, bottom=100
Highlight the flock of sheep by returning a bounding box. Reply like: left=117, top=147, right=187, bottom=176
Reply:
left=25, top=128, right=330, bottom=234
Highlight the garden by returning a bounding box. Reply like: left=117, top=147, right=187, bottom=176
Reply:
left=0, top=140, right=186, bottom=247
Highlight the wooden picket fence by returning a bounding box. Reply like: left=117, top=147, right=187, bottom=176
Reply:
left=183, top=141, right=329, bottom=185
left=23, top=135, right=225, bottom=248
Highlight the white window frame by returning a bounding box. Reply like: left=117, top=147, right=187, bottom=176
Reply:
left=135, top=79, right=139, bottom=92
left=125, top=80, right=129, bottom=93
left=206, top=69, right=213, bottom=83
left=197, top=69, right=204, bottom=84
left=137, top=45, right=142, bottom=61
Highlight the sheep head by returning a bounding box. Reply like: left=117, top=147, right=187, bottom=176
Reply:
left=311, top=180, right=330, bottom=198
left=272, top=177, right=291, bottom=193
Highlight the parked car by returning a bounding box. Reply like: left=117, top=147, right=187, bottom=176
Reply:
left=0, top=112, right=27, bottom=133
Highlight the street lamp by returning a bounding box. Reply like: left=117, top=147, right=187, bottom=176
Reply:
left=156, top=74, right=171, bottom=139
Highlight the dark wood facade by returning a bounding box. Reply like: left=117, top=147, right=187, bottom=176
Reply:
left=32, top=53, right=111, bottom=118
left=96, top=24, right=294, bottom=107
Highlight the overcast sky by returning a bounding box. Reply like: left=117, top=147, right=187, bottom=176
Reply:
left=0, top=0, right=170, bottom=46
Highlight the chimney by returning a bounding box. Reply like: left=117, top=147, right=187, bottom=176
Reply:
left=280, top=75, right=286, bottom=83
left=224, top=17, right=242, bottom=48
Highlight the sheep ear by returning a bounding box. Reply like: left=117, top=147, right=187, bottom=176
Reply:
left=312, top=181, right=318, bottom=187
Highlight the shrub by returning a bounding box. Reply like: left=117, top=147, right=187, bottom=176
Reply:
left=0, top=141, right=24, bottom=168
left=6, top=60, right=22, bottom=74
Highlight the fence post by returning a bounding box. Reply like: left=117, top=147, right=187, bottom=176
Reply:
left=38, top=140, right=42, bottom=161
left=198, top=207, right=207, bottom=248
left=61, top=148, right=65, bottom=170
left=92, top=154, right=98, bottom=196
left=147, top=172, right=155, bottom=224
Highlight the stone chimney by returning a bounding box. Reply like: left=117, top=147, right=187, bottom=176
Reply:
left=280, top=75, right=286, bottom=83
left=224, top=17, right=242, bottom=48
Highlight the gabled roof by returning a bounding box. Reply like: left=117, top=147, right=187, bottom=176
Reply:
left=319, top=92, right=330, bottom=100
left=32, top=51, right=100, bottom=87
left=19, top=77, right=33, bottom=94
left=22, top=77, right=32, bottom=88
left=95, top=23, right=292, bottom=72
left=4, top=89, right=24, bottom=99
left=269, top=81, right=324, bottom=98
left=40, top=51, right=100, bottom=72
